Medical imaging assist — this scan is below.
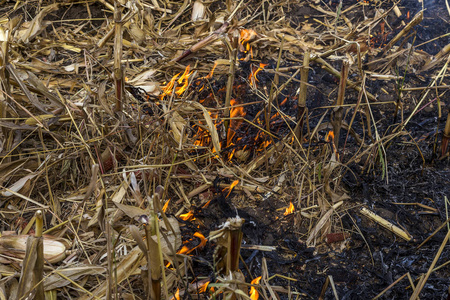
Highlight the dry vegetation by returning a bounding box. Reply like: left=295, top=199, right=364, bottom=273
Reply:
left=0, top=0, right=449, bottom=299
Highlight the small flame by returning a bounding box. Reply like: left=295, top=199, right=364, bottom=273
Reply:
left=194, top=231, right=208, bottom=248
left=227, top=99, right=246, bottom=148
left=284, top=202, right=295, bottom=215
left=205, top=61, right=219, bottom=79
left=239, top=29, right=257, bottom=59
left=179, top=210, right=195, bottom=221
left=198, top=281, right=210, bottom=293
left=160, top=65, right=193, bottom=99
left=177, top=245, right=190, bottom=255
left=223, top=180, right=239, bottom=198
left=326, top=130, right=339, bottom=156
left=162, top=198, right=170, bottom=213
left=249, top=63, right=268, bottom=86
left=326, top=130, right=334, bottom=143
left=250, top=276, right=262, bottom=300
left=174, top=288, right=180, bottom=300
left=177, top=232, right=208, bottom=255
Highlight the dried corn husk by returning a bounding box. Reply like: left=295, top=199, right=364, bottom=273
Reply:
left=0, top=235, right=68, bottom=264
left=191, top=1, right=206, bottom=22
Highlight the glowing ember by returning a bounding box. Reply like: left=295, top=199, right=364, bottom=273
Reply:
left=249, top=276, right=262, bottom=300
left=284, top=202, right=295, bottom=215
left=179, top=210, right=195, bottom=221
left=249, top=63, right=268, bottom=86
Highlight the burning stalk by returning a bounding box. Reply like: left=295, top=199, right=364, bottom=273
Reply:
left=224, top=31, right=239, bottom=138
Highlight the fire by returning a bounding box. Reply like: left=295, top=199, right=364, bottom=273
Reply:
left=198, top=281, right=210, bottom=293
left=239, top=29, right=257, bottom=59
left=160, top=65, right=193, bottom=99
left=249, top=63, right=268, bottom=86
left=223, top=180, right=239, bottom=198
left=249, top=276, right=262, bottom=300
left=177, top=231, right=208, bottom=255
left=177, top=245, right=190, bottom=255
left=284, top=202, right=295, bottom=216
left=326, top=130, right=338, bottom=156
left=194, top=231, right=207, bottom=248
left=325, top=130, right=334, bottom=143
left=173, top=288, right=180, bottom=300
left=162, top=198, right=170, bottom=212
left=205, top=61, right=218, bottom=79
left=227, top=99, right=246, bottom=147
left=179, top=210, right=195, bottom=221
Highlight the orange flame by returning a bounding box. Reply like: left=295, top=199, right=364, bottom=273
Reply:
left=249, top=63, right=268, bottom=86
left=227, top=99, right=246, bottom=147
left=174, top=288, right=180, bottom=300
left=161, top=65, right=193, bottom=99
left=239, top=29, right=257, bottom=59
left=198, top=281, right=210, bottom=293
left=177, top=231, right=208, bottom=255
left=205, top=61, right=219, bottom=79
left=223, top=180, right=239, bottom=198
left=326, top=130, right=339, bottom=157
left=194, top=231, right=208, bottom=248
left=250, top=276, right=262, bottom=300
left=284, top=202, right=295, bottom=215
left=325, top=130, right=334, bottom=143
left=179, top=210, right=195, bottom=221
left=162, top=198, right=170, bottom=213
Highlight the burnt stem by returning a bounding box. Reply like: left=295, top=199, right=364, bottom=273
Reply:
left=331, top=61, right=349, bottom=149
left=315, top=57, right=376, bottom=102
left=441, top=111, right=450, bottom=158
left=113, top=1, right=124, bottom=113
left=295, top=50, right=310, bottom=140
left=267, top=36, right=285, bottom=133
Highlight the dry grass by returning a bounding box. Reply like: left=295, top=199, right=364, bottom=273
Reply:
left=0, top=0, right=448, bottom=299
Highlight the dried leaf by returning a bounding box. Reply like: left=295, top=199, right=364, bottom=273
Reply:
left=17, top=3, right=59, bottom=44
left=1, top=173, right=37, bottom=197
left=44, top=266, right=105, bottom=290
